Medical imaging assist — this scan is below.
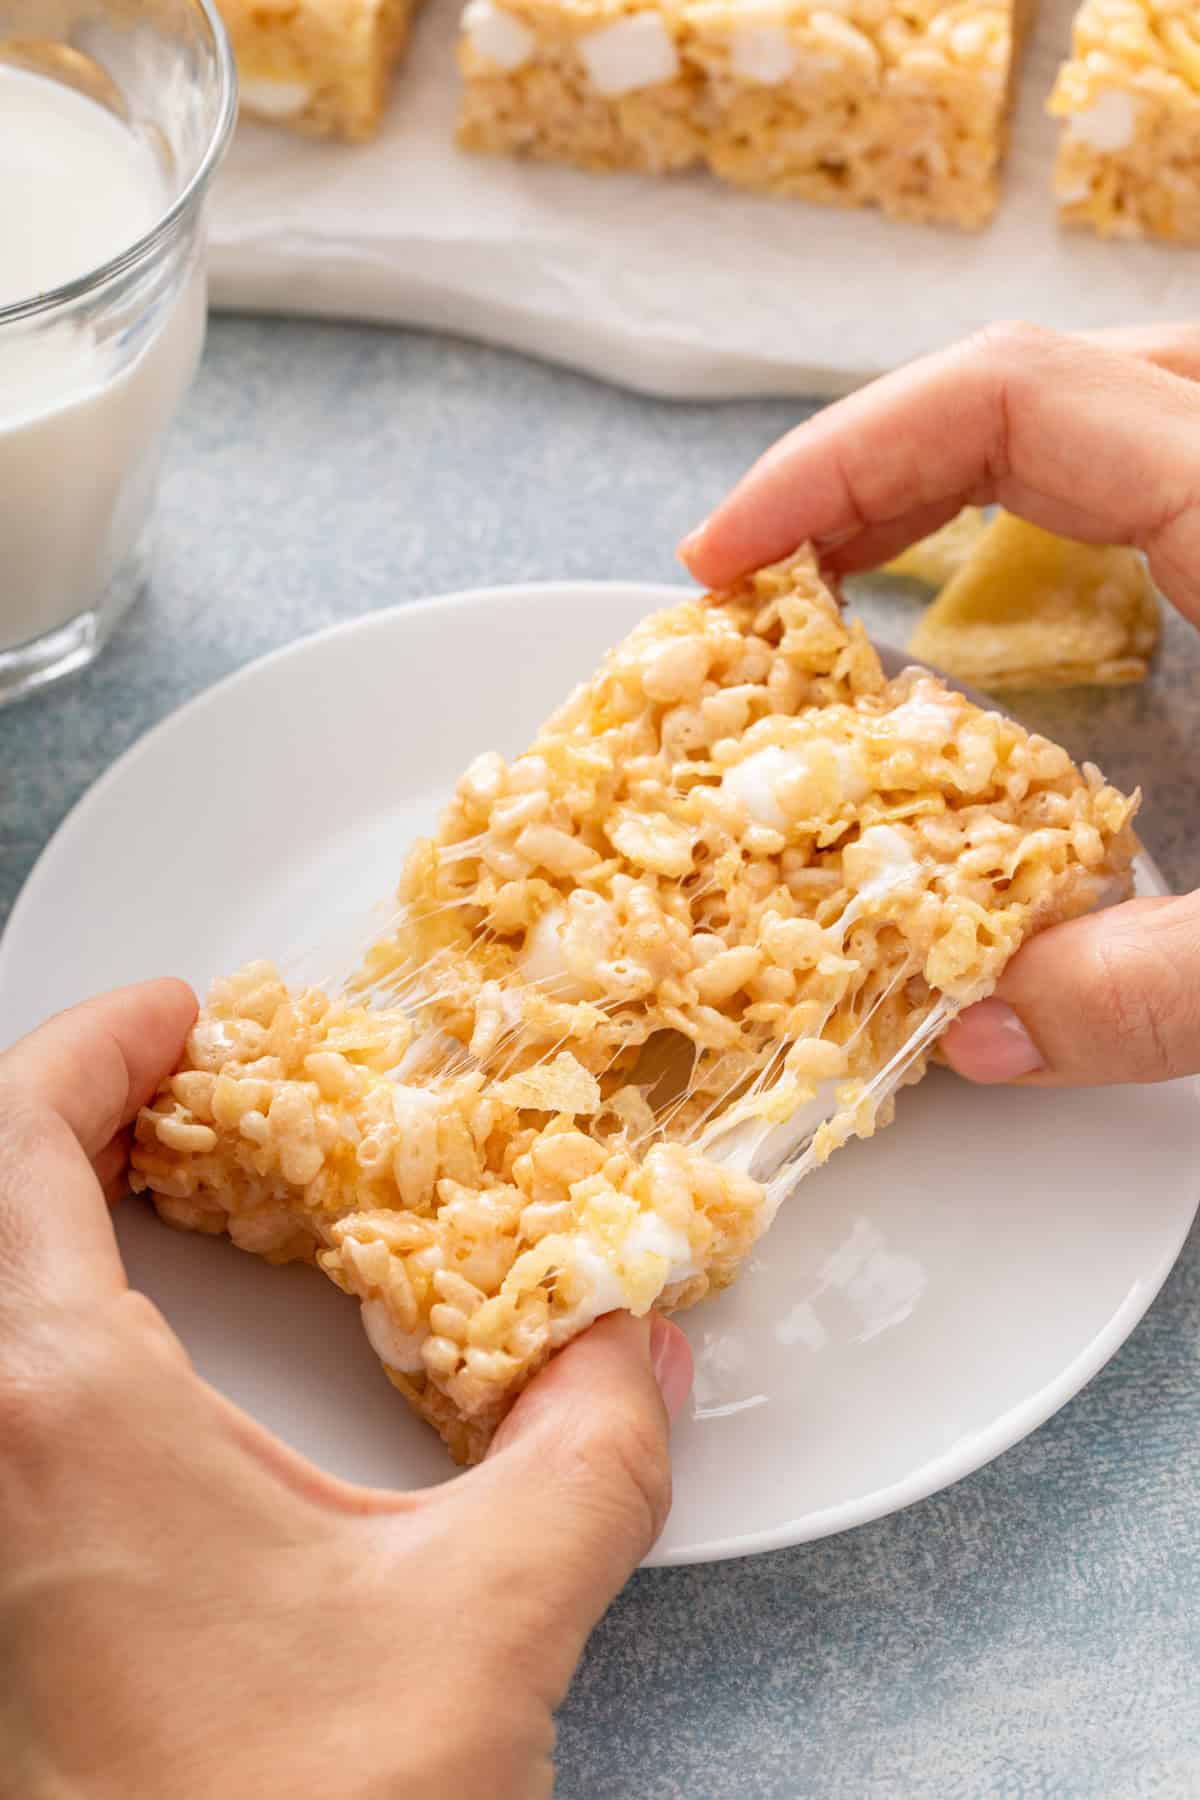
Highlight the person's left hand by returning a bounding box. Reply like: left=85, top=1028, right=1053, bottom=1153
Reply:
left=0, top=981, right=693, bottom=1800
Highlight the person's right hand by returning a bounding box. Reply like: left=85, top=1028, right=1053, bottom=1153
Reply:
left=678, top=321, right=1200, bottom=1090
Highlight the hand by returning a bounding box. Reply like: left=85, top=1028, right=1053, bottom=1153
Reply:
left=679, top=321, right=1200, bottom=1088
left=0, top=983, right=692, bottom=1800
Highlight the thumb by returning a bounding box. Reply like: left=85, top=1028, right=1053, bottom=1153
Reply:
left=446, top=1312, right=692, bottom=1697
left=942, top=895, right=1200, bottom=1087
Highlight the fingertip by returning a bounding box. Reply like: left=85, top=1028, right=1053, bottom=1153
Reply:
left=101, top=978, right=200, bottom=1108
left=1, top=978, right=200, bottom=1158
left=677, top=520, right=731, bottom=588
left=488, top=1310, right=671, bottom=1462
left=137, top=975, right=200, bottom=1028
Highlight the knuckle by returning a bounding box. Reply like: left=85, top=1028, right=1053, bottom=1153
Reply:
left=970, top=318, right=1059, bottom=366
left=0, top=1311, right=99, bottom=1459
left=0, top=1297, right=168, bottom=1461
left=1085, top=928, right=1186, bottom=1080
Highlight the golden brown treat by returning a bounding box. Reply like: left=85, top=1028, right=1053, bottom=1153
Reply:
left=908, top=513, right=1161, bottom=689
left=132, top=551, right=1138, bottom=1461
left=457, top=0, right=1036, bottom=228
left=219, top=0, right=415, bottom=139
left=1049, top=0, right=1200, bottom=242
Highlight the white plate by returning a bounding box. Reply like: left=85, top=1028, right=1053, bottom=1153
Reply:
left=2, top=581, right=1197, bottom=1565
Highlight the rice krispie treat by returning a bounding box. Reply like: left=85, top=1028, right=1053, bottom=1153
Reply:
left=219, top=0, right=415, bottom=139
left=457, top=0, right=1036, bottom=227
left=131, top=552, right=1138, bottom=1462
left=1049, top=0, right=1200, bottom=241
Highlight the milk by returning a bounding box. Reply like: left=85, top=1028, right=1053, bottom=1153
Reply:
left=0, top=67, right=205, bottom=659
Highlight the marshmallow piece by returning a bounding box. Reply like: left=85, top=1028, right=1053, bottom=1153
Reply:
left=731, top=26, right=798, bottom=85
left=240, top=77, right=313, bottom=119
left=579, top=12, right=679, bottom=96
left=361, top=1299, right=427, bottom=1373
left=1066, top=89, right=1138, bottom=152
left=462, top=0, right=536, bottom=70
left=722, top=742, right=867, bottom=831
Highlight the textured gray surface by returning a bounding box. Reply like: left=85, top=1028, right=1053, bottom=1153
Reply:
left=3, top=317, right=1200, bottom=1798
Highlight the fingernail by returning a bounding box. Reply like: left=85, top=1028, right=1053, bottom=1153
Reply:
left=943, top=997, right=1045, bottom=1084
left=650, top=1315, right=693, bottom=1422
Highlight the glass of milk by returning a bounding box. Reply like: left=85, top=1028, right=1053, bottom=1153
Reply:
left=0, top=1, right=236, bottom=705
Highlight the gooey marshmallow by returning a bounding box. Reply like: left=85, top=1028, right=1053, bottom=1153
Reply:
left=518, top=897, right=616, bottom=1003
left=361, top=1298, right=427, bottom=1373
left=722, top=741, right=869, bottom=832
left=731, top=26, right=798, bottom=85
left=1066, top=89, right=1139, bottom=153
left=579, top=12, right=679, bottom=95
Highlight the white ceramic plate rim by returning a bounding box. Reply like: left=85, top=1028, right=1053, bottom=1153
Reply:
left=1, top=581, right=1193, bottom=1565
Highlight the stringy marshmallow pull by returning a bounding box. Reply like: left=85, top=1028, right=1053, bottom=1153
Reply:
left=844, top=824, right=920, bottom=893
left=722, top=742, right=868, bottom=830
left=1065, top=89, right=1138, bottom=152
left=837, top=825, right=922, bottom=928
left=578, top=13, right=679, bottom=95
left=461, top=0, right=536, bottom=70
left=730, top=26, right=799, bottom=86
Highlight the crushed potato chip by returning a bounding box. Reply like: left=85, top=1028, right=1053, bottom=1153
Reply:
left=909, top=513, right=1160, bottom=691
left=493, top=1051, right=602, bottom=1115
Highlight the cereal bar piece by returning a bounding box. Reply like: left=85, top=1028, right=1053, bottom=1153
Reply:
left=219, top=0, right=415, bottom=139
left=456, top=0, right=706, bottom=174
left=909, top=513, right=1161, bottom=689
left=1049, top=0, right=1200, bottom=242
left=457, top=0, right=1036, bottom=227
left=132, top=550, right=1138, bottom=1462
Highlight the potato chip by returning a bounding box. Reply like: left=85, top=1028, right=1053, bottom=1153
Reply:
left=909, top=513, right=1160, bottom=690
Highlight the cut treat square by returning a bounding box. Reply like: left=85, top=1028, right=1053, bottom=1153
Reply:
left=457, top=0, right=707, bottom=174
left=131, top=551, right=1138, bottom=1463
left=1049, top=0, right=1200, bottom=242
left=457, top=0, right=1036, bottom=227
left=219, top=0, right=415, bottom=139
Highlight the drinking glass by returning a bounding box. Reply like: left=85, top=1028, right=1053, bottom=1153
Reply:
left=0, top=0, right=237, bottom=705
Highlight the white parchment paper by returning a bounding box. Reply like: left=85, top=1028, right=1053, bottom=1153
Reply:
left=207, top=0, right=1199, bottom=399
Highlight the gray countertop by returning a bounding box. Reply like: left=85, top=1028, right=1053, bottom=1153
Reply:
left=3, top=317, right=1200, bottom=1798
